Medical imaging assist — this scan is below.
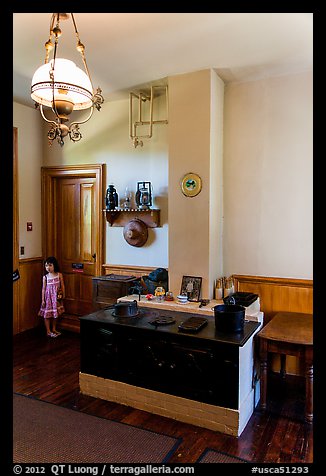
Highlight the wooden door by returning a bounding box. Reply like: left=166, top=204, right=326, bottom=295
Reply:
left=56, top=177, right=97, bottom=315
left=41, top=165, right=105, bottom=331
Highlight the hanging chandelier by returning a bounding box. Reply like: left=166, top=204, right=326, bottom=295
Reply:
left=31, top=13, right=104, bottom=146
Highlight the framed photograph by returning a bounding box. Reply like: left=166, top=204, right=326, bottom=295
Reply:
left=180, top=275, right=202, bottom=302
left=181, top=173, right=202, bottom=197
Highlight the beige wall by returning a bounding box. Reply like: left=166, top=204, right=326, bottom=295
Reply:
left=209, top=71, right=224, bottom=287
left=168, top=69, right=224, bottom=298
left=13, top=69, right=313, bottom=288
left=223, top=71, right=313, bottom=279
left=13, top=102, right=43, bottom=259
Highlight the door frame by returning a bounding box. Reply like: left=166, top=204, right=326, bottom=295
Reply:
left=41, top=164, right=106, bottom=278
left=13, top=127, right=20, bottom=334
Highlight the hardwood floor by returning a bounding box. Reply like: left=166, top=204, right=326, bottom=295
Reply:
left=13, top=326, right=313, bottom=464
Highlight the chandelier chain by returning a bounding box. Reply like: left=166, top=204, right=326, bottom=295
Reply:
left=71, top=13, right=94, bottom=92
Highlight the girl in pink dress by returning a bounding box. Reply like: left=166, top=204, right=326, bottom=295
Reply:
left=38, top=256, right=65, bottom=337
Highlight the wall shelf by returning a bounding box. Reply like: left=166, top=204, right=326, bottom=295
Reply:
left=104, top=208, right=161, bottom=228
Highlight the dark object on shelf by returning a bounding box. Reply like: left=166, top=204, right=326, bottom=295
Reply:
left=199, top=299, right=210, bottom=308
left=148, top=268, right=168, bottom=283
left=135, top=181, right=152, bottom=209
left=129, top=283, right=144, bottom=300
left=213, top=304, right=246, bottom=333
left=223, top=295, right=236, bottom=305
left=149, top=316, right=176, bottom=326
left=112, top=300, right=139, bottom=318
left=178, top=316, right=208, bottom=333
left=123, top=218, right=148, bottom=247
left=223, top=292, right=258, bottom=307
left=105, top=184, right=119, bottom=210
left=92, top=275, right=140, bottom=309
left=142, top=268, right=169, bottom=294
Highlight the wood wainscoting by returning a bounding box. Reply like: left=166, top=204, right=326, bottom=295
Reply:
left=232, top=275, right=313, bottom=323
left=232, top=274, right=313, bottom=376
left=14, top=257, right=44, bottom=335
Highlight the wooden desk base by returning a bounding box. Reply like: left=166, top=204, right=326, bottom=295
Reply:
left=258, top=312, right=313, bottom=424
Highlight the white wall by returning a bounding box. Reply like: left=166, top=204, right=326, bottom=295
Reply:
left=13, top=69, right=313, bottom=282
left=223, top=71, right=313, bottom=279
left=13, top=102, right=44, bottom=259
left=42, top=95, right=169, bottom=268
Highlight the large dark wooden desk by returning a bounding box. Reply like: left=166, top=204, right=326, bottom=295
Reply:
left=258, top=312, right=313, bottom=423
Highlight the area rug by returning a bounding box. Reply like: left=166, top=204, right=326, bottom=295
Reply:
left=13, top=393, right=181, bottom=463
left=197, top=448, right=248, bottom=463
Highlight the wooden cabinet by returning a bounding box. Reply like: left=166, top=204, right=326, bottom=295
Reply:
left=92, top=274, right=140, bottom=309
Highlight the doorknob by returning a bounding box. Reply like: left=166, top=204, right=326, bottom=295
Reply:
left=92, top=253, right=96, bottom=262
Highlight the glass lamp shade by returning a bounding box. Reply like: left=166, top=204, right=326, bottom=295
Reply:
left=31, top=58, right=93, bottom=110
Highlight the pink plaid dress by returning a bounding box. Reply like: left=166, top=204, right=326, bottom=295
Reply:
left=38, top=274, right=64, bottom=319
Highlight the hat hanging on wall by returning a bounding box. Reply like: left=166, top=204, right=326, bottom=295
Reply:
left=123, top=218, right=148, bottom=247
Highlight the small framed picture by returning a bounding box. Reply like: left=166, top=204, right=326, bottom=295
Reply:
left=180, top=275, right=202, bottom=302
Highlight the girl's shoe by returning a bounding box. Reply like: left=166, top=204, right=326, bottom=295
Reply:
left=47, top=332, right=56, bottom=337
left=53, top=331, right=61, bottom=336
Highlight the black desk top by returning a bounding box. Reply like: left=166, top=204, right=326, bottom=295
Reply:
left=80, top=307, right=261, bottom=347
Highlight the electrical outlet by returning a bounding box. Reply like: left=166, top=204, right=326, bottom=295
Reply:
left=20, top=246, right=25, bottom=255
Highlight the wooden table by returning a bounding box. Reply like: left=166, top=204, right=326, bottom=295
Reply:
left=258, top=312, right=313, bottom=423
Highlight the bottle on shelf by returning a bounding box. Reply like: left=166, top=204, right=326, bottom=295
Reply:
left=224, top=277, right=234, bottom=298
left=123, top=186, right=131, bottom=210
left=106, top=185, right=119, bottom=210
left=215, top=278, right=223, bottom=300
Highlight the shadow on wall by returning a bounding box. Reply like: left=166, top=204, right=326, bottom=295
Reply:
left=154, top=189, right=168, bottom=225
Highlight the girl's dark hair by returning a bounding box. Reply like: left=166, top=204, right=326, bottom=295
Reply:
left=44, top=256, right=60, bottom=273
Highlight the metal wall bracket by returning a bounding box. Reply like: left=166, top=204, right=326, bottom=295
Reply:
left=129, top=85, right=168, bottom=148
